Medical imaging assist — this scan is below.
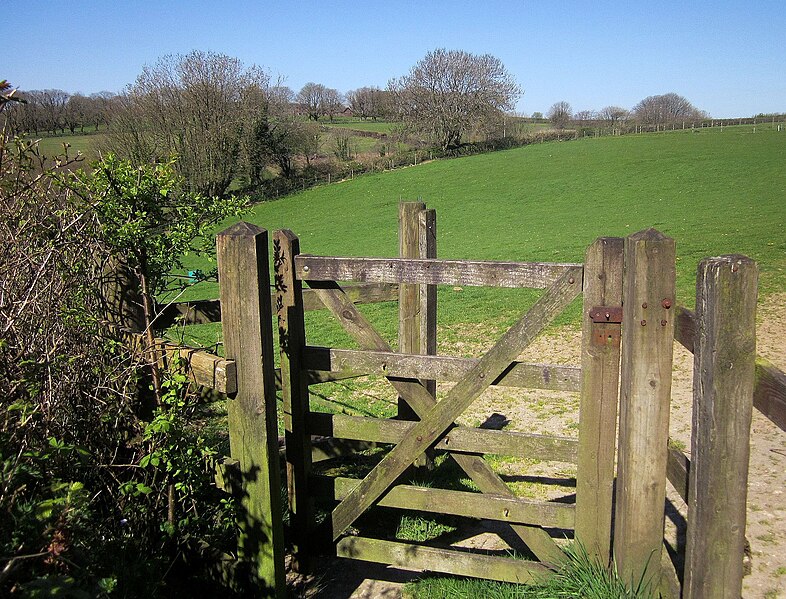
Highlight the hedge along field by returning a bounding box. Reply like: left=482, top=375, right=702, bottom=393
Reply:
left=170, top=125, right=786, bottom=350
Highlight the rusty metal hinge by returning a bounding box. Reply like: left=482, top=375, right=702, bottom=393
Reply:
left=589, top=306, right=623, bottom=324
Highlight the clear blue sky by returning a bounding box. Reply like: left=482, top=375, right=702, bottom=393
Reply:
left=4, top=1, right=784, bottom=118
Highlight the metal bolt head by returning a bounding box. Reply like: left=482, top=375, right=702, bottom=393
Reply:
left=303, top=265, right=310, bottom=272
left=642, top=302, right=648, bottom=309
left=661, top=319, right=667, bottom=326
left=568, top=277, right=575, bottom=284
left=661, top=299, right=672, bottom=309
left=641, top=319, right=647, bottom=326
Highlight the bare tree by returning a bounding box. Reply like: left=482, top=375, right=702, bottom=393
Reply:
left=633, top=93, right=706, bottom=125
left=574, top=109, right=597, bottom=129
left=600, top=105, right=630, bottom=133
left=104, top=50, right=271, bottom=196
left=547, top=101, right=573, bottom=129
left=388, top=48, right=521, bottom=150
left=296, top=82, right=327, bottom=121
left=322, top=87, right=344, bottom=121
left=347, top=86, right=385, bottom=120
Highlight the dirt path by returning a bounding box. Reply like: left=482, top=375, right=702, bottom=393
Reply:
left=295, top=294, right=786, bottom=598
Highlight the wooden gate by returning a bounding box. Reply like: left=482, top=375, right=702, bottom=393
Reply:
left=273, top=202, right=631, bottom=583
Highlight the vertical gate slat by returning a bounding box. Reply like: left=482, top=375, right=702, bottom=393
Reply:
left=418, top=208, right=437, bottom=398
left=684, top=256, right=757, bottom=599
left=576, top=237, right=623, bottom=564
left=614, top=228, right=676, bottom=590
left=274, top=229, right=313, bottom=571
left=217, top=222, right=285, bottom=596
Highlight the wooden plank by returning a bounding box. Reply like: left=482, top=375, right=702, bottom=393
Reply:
left=216, top=222, right=285, bottom=595
left=684, top=255, right=757, bottom=599
left=297, top=255, right=582, bottom=289
left=754, top=357, right=786, bottom=433
left=674, top=305, right=696, bottom=353
left=666, top=445, right=690, bottom=502
left=154, top=283, right=399, bottom=326
left=614, top=229, right=676, bottom=590
left=336, top=537, right=551, bottom=584
left=273, top=229, right=313, bottom=571
left=310, top=281, right=568, bottom=564
left=314, top=477, right=576, bottom=529
left=121, top=329, right=236, bottom=394
left=302, top=346, right=581, bottom=392
left=330, top=267, right=583, bottom=542
left=398, top=201, right=426, bottom=420
left=576, top=237, right=623, bottom=565
left=308, top=412, right=579, bottom=463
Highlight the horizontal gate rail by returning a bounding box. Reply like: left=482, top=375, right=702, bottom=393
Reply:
left=308, top=412, right=579, bottom=463
left=312, top=476, right=576, bottom=529
left=296, top=255, right=582, bottom=288
left=336, top=537, right=551, bottom=584
left=302, top=346, right=581, bottom=392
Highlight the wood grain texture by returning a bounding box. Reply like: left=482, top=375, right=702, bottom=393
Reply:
left=307, top=412, right=579, bottom=463
left=576, top=237, right=623, bottom=564
left=310, top=280, right=567, bottom=563
left=216, top=222, right=285, bottom=595
left=336, top=537, right=551, bottom=584
left=297, top=255, right=582, bottom=288
left=754, top=357, right=786, bottom=432
left=273, top=229, right=312, bottom=571
left=302, top=346, right=581, bottom=392
left=684, top=255, right=757, bottom=599
left=329, top=266, right=583, bottom=542
left=614, top=229, right=675, bottom=590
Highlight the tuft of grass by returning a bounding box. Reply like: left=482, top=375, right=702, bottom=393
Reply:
left=405, top=543, right=654, bottom=598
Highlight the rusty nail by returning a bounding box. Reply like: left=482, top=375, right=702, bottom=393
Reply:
left=732, top=264, right=739, bottom=272
left=641, top=319, right=647, bottom=326
left=417, top=436, right=422, bottom=442
left=661, top=319, right=667, bottom=326
left=662, top=299, right=672, bottom=309
left=642, top=302, right=648, bottom=309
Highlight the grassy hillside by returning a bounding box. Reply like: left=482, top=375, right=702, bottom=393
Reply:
left=170, top=124, right=785, bottom=349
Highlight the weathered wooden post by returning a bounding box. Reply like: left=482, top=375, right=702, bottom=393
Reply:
left=274, top=229, right=313, bottom=571
left=614, top=229, right=676, bottom=590
left=217, top=222, right=286, bottom=596
left=684, top=255, right=757, bottom=599
left=576, top=237, right=623, bottom=565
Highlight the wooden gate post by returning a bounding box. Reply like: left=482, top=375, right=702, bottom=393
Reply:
left=274, top=229, right=313, bottom=571
left=684, top=256, right=757, bottom=599
left=576, top=237, right=623, bottom=565
left=398, top=201, right=428, bottom=421
left=614, top=229, right=676, bottom=590
left=217, top=222, right=286, bottom=596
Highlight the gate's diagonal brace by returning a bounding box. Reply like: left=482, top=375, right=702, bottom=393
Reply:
left=313, top=267, right=583, bottom=552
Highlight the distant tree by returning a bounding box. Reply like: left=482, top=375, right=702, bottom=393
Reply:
left=531, top=111, right=544, bottom=119
left=632, top=93, right=706, bottom=125
left=104, top=50, right=271, bottom=196
left=574, top=109, right=597, bottom=128
left=547, top=101, right=573, bottom=129
left=322, top=87, right=344, bottom=121
left=297, top=82, right=327, bottom=121
left=347, top=86, right=385, bottom=120
left=90, top=91, right=118, bottom=131
left=599, top=105, right=630, bottom=132
left=387, top=48, right=521, bottom=150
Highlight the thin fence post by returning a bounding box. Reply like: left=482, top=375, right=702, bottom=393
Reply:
left=274, top=229, right=313, bottom=572
left=684, top=256, right=757, bottom=599
left=217, top=222, right=286, bottom=596
left=614, top=228, right=676, bottom=590
left=418, top=208, right=437, bottom=399
left=576, top=237, right=623, bottom=565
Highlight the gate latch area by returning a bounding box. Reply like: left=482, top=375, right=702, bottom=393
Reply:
left=589, top=306, right=622, bottom=347
left=589, top=306, right=623, bottom=324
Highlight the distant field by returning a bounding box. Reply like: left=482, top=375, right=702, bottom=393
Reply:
left=169, top=124, right=785, bottom=349
left=35, top=132, right=102, bottom=160
left=322, top=119, right=396, bottom=134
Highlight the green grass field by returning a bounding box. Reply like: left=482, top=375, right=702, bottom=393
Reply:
left=35, top=132, right=102, bottom=160
left=177, top=124, right=785, bottom=295
left=321, top=118, right=396, bottom=134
